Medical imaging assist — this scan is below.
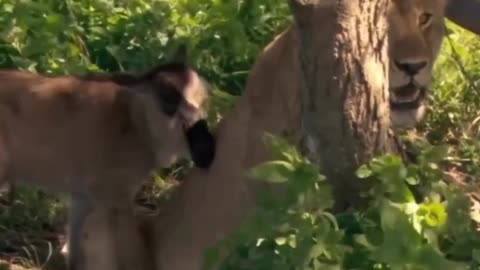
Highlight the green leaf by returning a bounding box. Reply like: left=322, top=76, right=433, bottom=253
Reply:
left=418, top=202, right=448, bottom=228
left=310, top=243, right=327, bottom=259
left=247, top=160, right=294, bottom=183
left=262, top=132, right=300, bottom=162
left=202, top=247, right=220, bottom=270
left=275, top=237, right=287, bottom=246
left=4, top=3, right=14, bottom=13
left=421, top=145, right=449, bottom=163
left=379, top=202, right=422, bottom=246
left=287, top=234, right=297, bottom=248
left=411, top=245, right=462, bottom=270
left=387, top=182, right=415, bottom=203
left=472, top=249, right=480, bottom=263
left=416, top=207, right=429, bottom=216
left=370, top=154, right=405, bottom=184
left=405, top=176, right=419, bottom=185
left=356, top=164, right=372, bottom=179
left=46, top=14, right=62, bottom=30
left=353, top=234, right=376, bottom=250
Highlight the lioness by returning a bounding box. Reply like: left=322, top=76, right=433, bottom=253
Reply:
left=133, top=1, right=448, bottom=269
left=0, top=62, right=216, bottom=270
left=75, top=0, right=447, bottom=269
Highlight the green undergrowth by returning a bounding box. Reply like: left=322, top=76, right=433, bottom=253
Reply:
left=207, top=134, right=480, bottom=270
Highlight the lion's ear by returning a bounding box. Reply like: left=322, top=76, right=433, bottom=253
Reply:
left=124, top=64, right=209, bottom=128
left=124, top=65, right=186, bottom=117
left=177, top=69, right=208, bottom=110
left=150, top=66, right=208, bottom=117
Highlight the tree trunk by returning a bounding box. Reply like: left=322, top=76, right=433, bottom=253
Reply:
left=289, top=0, right=400, bottom=210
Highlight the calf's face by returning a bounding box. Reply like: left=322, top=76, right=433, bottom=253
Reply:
left=128, top=63, right=216, bottom=169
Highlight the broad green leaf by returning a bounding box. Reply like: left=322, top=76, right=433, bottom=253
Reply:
left=405, top=176, right=419, bottom=185
left=421, top=145, right=449, bottom=163
left=247, top=160, right=294, bottom=183
left=294, top=163, right=322, bottom=182
left=419, top=202, right=448, bottom=228
left=356, top=164, right=372, bottom=179
left=353, top=234, right=376, bottom=250
left=4, top=3, right=14, bottom=13
left=288, top=234, right=297, bottom=248
left=275, top=237, right=287, bottom=246
left=387, top=182, right=415, bottom=203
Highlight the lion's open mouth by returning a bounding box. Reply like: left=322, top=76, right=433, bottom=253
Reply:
left=390, top=83, right=426, bottom=110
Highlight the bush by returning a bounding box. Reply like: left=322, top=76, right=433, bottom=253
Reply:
left=208, top=135, right=480, bottom=270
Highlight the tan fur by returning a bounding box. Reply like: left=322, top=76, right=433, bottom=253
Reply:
left=0, top=65, right=212, bottom=270
left=82, top=1, right=448, bottom=269
left=388, top=0, right=447, bottom=128
left=0, top=71, right=202, bottom=198
left=0, top=71, right=148, bottom=199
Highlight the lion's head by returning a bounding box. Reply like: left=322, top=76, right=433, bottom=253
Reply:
left=388, top=0, right=447, bottom=128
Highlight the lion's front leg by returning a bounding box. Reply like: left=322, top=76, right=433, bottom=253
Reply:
left=67, top=191, right=96, bottom=270
left=0, top=134, right=12, bottom=202
left=79, top=205, right=120, bottom=270
left=75, top=204, right=152, bottom=270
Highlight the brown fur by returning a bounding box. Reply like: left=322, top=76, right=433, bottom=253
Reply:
left=0, top=71, right=152, bottom=199
left=81, top=1, right=448, bottom=269
left=0, top=63, right=214, bottom=270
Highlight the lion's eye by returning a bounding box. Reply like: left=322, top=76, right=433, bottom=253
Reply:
left=419, top=12, right=433, bottom=27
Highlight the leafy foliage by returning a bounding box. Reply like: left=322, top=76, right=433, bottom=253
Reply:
left=0, top=0, right=289, bottom=94
left=427, top=21, right=480, bottom=185
left=210, top=135, right=479, bottom=270
left=0, top=186, right=65, bottom=231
